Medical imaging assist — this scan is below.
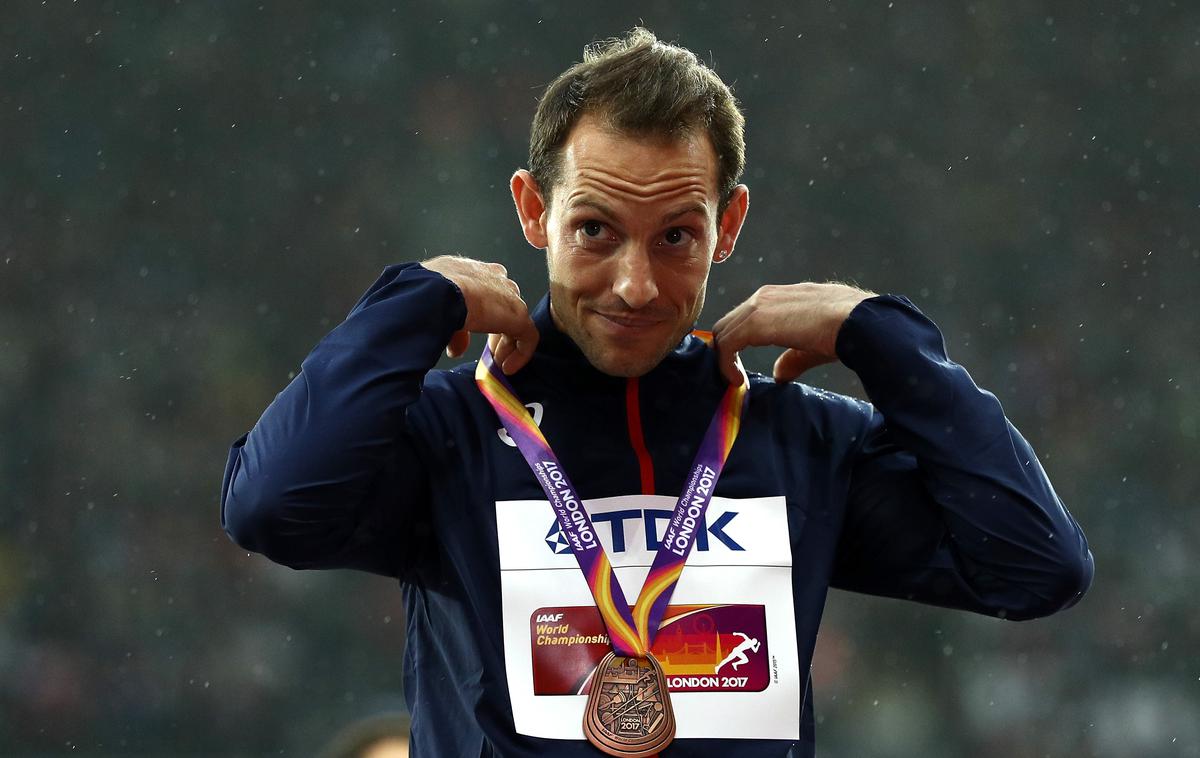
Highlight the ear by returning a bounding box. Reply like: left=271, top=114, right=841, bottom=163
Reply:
left=713, top=184, right=749, bottom=264
left=511, top=169, right=549, bottom=249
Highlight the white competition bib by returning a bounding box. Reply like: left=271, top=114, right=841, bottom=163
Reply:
left=496, top=494, right=800, bottom=741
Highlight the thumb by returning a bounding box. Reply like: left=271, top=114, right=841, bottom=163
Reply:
left=717, top=345, right=745, bottom=386
left=772, top=348, right=833, bottom=383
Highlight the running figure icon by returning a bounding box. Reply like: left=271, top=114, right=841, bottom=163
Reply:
left=715, top=632, right=761, bottom=674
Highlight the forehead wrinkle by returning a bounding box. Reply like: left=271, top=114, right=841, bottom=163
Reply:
left=572, top=168, right=712, bottom=209
left=557, top=119, right=720, bottom=210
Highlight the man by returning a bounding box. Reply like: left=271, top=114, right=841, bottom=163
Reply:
left=221, top=28, right=1093, bottom=757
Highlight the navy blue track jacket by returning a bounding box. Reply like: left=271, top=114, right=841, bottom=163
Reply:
left=220, top=262, right=1093, bottom=757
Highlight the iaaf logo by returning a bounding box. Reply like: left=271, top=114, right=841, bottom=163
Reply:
left=545, top=508, right=744, bottom=555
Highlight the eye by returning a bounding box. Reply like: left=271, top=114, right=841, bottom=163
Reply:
left=575, top=219, right=616, bottom=249
left=661, top=227, right=694, bottom=247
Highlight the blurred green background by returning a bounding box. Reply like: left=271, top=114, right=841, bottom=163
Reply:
left=2, top=1, right=1197, bottom=756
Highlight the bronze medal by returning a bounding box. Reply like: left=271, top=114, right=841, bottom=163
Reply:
left=478, top=345, right=749, bottom=750
left=583, top=651, right=675, bottom=757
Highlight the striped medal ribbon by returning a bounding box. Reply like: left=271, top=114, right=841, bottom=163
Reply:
left=476, top=340, right=749, bottom=756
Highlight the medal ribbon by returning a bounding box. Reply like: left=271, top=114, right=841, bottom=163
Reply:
left=476, top=341, right=748, bottom=657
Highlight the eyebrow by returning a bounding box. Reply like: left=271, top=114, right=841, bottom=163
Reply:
left=567, top=198, right=709, bottom=225
left=660, top=204, right=708, bottom=224
left=567, top=198, right=619, bottom=221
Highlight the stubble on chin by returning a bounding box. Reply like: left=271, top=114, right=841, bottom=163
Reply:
left=586, top=341, right=673, bottom=378
left=568, top=315, right=697, bottom=378
left=548, top=283, right=705, bottom=378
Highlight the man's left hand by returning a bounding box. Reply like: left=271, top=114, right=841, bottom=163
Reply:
left=712, top=283, right=875, bottom=385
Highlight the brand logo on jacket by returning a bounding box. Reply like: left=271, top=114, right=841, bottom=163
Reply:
left=544, top=508, right=744, bottom=554
left=499, top=402, right=543, bottom=447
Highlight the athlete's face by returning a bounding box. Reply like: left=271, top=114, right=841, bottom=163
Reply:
left=512, top=115, right=749, bottom=377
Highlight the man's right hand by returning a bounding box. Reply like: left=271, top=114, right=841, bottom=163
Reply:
left=421, top=255, right=539, bottom=375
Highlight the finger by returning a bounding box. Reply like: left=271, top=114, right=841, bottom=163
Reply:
left=772, top=348, right=833, bottom=383
left=473, top=290, right=527, bottom=348
left=502, top=338, right=539, bottom=374
left=492, top=333, right=515, bottom=369
left=713, top=304, right=761, bottom=384
left=500, top=320, right=540, bottom=375
left=721, top=352, right=745, bottom=386
left=487, top=332, right=506, bottom=366
left=711, top=298, right=751, bottom=336
left=713, top=337, right=745, bottom=386
left=490, top=296, right=536, bottom=374
left=712, top=301, right=758, bottom=351
left=446, top=329, right=470, bottom=358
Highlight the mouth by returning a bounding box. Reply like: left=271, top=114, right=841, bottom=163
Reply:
left=600, top=311, right=667, bottom=326
left=593, top=311, right=667, bottom=331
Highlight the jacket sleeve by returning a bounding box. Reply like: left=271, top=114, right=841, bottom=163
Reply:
left=829, top=295, right=1094, bottom=620
left=219, top=263, right=466, bottom=578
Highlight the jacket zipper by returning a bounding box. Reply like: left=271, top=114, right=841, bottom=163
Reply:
left=625, top=377, right=656, bottom=495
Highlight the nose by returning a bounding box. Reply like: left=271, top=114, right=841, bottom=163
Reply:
left=612, top=245, right=659, bottom=310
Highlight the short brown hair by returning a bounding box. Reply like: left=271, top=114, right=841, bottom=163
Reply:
left=528, top=28, right=746, bottom=209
